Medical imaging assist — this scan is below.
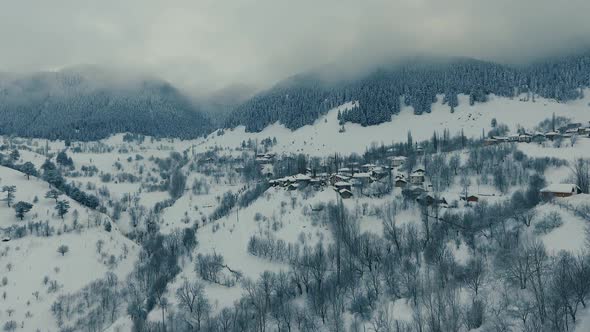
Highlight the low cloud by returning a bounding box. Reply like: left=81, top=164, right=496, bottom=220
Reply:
left=1, top=0, right=589, bottom=94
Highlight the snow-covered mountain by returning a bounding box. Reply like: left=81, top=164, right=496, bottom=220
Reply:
left=201, top=91, right=590, bottom=157
left=0, top=66, right=213, bottom=141
left=226, top=53, right=590, bottom=132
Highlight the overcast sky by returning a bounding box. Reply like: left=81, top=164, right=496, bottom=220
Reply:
left=1, top=0, right=589, bottom=95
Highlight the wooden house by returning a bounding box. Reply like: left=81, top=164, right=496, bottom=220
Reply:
left=339, top=189, right=353, bottom=199
left=540, top=184, right=582, bottom=199
left=409, top=169, right=425, bottom=184
left=461, top=195, right=479, bottom=203
left=391, top=156, right=407, bottom=167
left=334, top=181, right=352, bottom=192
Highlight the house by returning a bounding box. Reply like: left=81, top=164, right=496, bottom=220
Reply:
left=558, top=124, right=581, bottom=134
left=417, top=193, right=448, bottom=206
left=395, top=177, right=408, bottom=188
left=403, top=186, right=427, bottom=198
left=492, top=136, right=509, bottom=143
left=361, top=163, right=376, bottom=172
left=544, top=131, right=560, bottom=141
left=287, top=183, right=300, bottom=191
left=255, top=153, right=275, bottom=164
left=371, top=167, right=390, bottom=179
left=334, top=181, right=352, bottom=192
left=392, top=156, right=407, bottom=167
left=339, top=189, right=353, bottom=199
left=352, top=172, right=372, bottom=186
left=518, top=134, right=532, bottom=143
left=338, top=167, right=351, bottom=173
left=314, top=172, right=329, bottom=180
left=310, top=178, right=323, bottom=188
left=508, top=134, right=520, bottom=142
left=293, top=174, right=311, bottom=185
left=484, top=138, right=497, bottom=146
left=329, top=174, right=349, bottom=186
left=461, top=195, right=479, bottom=203
left=262, top=169, right=274, bottom=178
left=566, top=123, right=582, bottom=131
left=274, top=177, right=287, bottom=187
left=540, top=184, right=582, bottom=199
left=409, top=169, right=425, bottom=184
left=532, top=132, right=546, bottom=143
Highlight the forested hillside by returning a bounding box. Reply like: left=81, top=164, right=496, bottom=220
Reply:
left=227, top=53, right=590, bottom=131
left=0, top=68, right=213, bottom=140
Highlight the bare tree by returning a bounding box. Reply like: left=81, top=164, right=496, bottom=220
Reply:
left=514, top=209, right=536, bottom=228
left=571, top=158, right=590, bottom=193
left=176, top=280, right=212, bottom=331
left=463, top=256, right=486, bottom=297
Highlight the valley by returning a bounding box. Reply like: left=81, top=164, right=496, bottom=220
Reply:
left=0, top=94, right=589, bottom=331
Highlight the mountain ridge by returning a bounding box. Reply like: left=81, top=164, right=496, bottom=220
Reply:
left=226, top=52, right=590, bottom=132
left=0, top=67, right=213, bottom=141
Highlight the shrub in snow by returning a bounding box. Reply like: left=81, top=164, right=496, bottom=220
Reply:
left=466, top=300, right=485, bottom=329
left=195, top=253, right=241, bottom=287
left=3, top=320, right=16, bottom=331
left=534, top=212, right=563, bottom=235
left=57, top=245, right=69, bottom=256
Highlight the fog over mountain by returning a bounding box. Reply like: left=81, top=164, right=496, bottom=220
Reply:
left=0, top=66, right=212, bottom=140
left=1, top=0, right=590, bottom=94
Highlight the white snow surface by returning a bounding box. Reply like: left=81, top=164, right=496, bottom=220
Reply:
left=197, top=92, right=590, bottom=157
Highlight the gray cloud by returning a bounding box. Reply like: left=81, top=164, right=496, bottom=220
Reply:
left=1, top=0, right=589, bottom=95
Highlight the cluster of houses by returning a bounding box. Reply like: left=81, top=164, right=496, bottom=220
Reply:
left=267, top=156, right=460, bottom=208
left=484, top=122, right=590, bottom=146
left=269, top=162, right=394, bottom=199
left=264, top=133, right=587, bottom=205
left=255, top=152, right=275, bottom=165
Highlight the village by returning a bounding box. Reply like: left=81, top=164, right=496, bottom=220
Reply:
left=262, top=120, right=590, bottom=207
left=483, top=121, right=590, bottom=145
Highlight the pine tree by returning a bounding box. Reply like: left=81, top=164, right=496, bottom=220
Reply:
left=55, top=200, right=70, bottom=219
left=45, top=189, right=63, bottom=203
left=13, top=201, right=33, bottom=220
left=21, top=162, right=37, bottom=180
left=10, top=150, right=19, bottom=161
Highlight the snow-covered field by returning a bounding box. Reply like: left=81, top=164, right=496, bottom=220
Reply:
left=0, top=166, right=140, bottom=331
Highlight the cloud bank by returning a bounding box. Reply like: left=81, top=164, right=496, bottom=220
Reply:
left=1, top=0, right=589, bottom=94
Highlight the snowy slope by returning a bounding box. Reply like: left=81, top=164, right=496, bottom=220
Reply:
left=0, top=165, right=140, bottom=331
left=197, top=92, right=590, bottom=157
